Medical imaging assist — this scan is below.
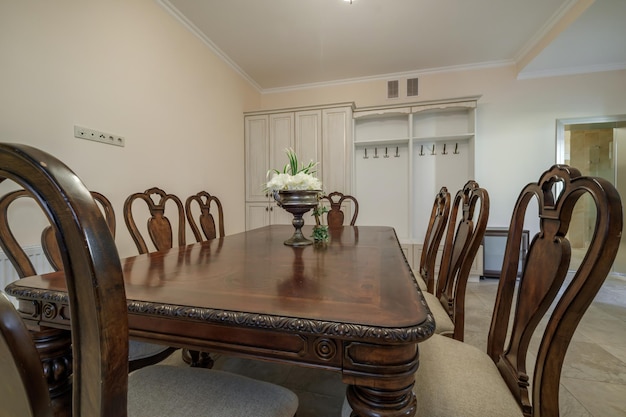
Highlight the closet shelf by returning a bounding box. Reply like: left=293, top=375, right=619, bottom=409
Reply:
left=412, top=133, right=474, bottom=143
left=354, top=138, right=409, bottom=146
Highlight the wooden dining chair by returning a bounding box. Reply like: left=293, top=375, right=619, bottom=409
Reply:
left=185, top=190, right=225, bottom=242
left=319, top=191, right=359, bottom=227
left=0, top=189, right=177, bottom=372
left=412, top=165, right=623, bottom=417
left=124, top=187, right=212, bottom=367
left=0, top=142, right=299, bottom=417
left=421, top=180, right=489, bottom=341
left=123, top=187, right=186, bottom=254
left=414, top=186, right=451, bottom=293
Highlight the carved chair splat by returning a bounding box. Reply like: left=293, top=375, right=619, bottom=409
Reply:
left=416, top=186, right=451, bottom=293
left=123, top=187, right=186, bottom=254
left=185, top=191, right=225, bottom=242
left=320, top=191, right=359, bottom=228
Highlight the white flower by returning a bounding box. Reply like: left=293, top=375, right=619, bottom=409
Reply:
left=265, top=172, right=321, bottom=191
left=264, top=148, right=323, bottom=192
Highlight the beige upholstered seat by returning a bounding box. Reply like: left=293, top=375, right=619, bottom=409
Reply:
left=414, top=334, right=523, bottom=417
left=0, top=189, right=174, bottom=372
left=426, top=180, right=489, bottom=340
left=128, top=366, right=297, bottom=417
left=185, top=190, right=225, bottom=241
left=0, top=143, right=299, bottom=417
left=344, top=164, right=623, bottom=417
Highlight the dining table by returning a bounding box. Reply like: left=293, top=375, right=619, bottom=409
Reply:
left=5, top=224, right=435, bottom=417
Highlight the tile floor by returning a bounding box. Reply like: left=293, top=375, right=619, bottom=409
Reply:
left=160, top=274, right=626, bottom=417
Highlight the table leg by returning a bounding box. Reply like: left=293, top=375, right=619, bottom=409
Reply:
left=346, top=382, right=416, bottom=417
left=181, top=348, right=214, bottom=368
left=33, top=327, right=73, bottom=417
left=342, top=341, right=419, bottom=417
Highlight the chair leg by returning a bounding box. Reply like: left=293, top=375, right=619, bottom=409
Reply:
left=181, top=348, right=214, bottom=368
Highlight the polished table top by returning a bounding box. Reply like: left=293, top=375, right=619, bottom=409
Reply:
left=7, top=225, right=433, bottom=344
left=6, top=224, right=434, bottom=417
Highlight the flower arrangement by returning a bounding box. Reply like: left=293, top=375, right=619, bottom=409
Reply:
left=265, top=148, right=322, bottom=192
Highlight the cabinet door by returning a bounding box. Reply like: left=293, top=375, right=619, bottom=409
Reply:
left=322, top=107, right=352, bottom=194
left=270, top=202, right=294, bottom=225
left=269, top=113, right=295, bottom=173
left=245, top=115, right=270, bottom=201
left=295, top=110, right=322, bottom=180
left=246, top=202, right=270, bottom=230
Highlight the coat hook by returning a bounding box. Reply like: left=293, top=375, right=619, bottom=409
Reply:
left=442, top=143, right=448, bottom=155
left=419, top=145, right=425, bottom=156
left=431, top=144, right=436, bottom=155
left=384, top=147, right=389, bottom=158
left=373, top=147, right=379, bottom=158
left=395, top=146, right=400, bottom=157
left=363, top=148, right=368, bottom=159
left=453, top=143, right=460, bottom=154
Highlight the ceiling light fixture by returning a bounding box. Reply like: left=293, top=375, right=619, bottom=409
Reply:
left=344, top=0, right=353, bottom=4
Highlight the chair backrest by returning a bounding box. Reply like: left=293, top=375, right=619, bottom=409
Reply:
left=0, top=291, right=52, bottom=417
left=0, top=190, right=116, bottom=276
left=435, top=180, right=489, bottom=341
left=0, top=143, right=129, bottom=416
left=319, top=191, right=359, bottom=228
left=419, top=187, right=451, bottom=293
left=486, top=165, right=622, bottom=417
left=123, top=187, right=185, bottom=254
left=185, top=191, right=225, bottom=242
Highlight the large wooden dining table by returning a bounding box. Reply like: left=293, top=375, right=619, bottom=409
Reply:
left=6, top=225, right=435, bottom=417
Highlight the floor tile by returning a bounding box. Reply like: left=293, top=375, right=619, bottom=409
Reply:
left=561, top=378, right=626, bottom=417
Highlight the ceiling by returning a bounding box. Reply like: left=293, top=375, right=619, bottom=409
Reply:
left=160, top=0, right=626, bottom=92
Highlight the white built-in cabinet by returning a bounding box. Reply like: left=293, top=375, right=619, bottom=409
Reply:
left=244, top=104, right=353, bottom=230
left=352, top=96, right=483, bottom=277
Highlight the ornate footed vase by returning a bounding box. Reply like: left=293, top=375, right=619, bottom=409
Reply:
left=274, top=190, right=321, bottom=246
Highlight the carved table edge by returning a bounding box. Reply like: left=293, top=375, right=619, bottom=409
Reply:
left=5, top=285, right=436, bottom=344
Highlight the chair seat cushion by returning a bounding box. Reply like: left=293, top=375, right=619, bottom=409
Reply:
left=414, top=270, right=427, bottom=291
left=414, top=334, right=523, bottom=417
left=422, top=292, right=454, bottom=335
left=128, top=365, right=298, bottom=417
left=128, top=341, right=171, bottom=361
left=341, top=335, right=523, bottom=417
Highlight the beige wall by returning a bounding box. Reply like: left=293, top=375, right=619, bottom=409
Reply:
left=1, top=0, right=625, bottom=256
left=0, top=0, right=260, bottom=257
left=259, top=67, right=626, bottom=231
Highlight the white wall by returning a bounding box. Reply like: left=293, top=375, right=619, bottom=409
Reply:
left=0, top=0, right=261, bottom=257
left=259, top=67, right=626, bottom=233
left=1, top=0, right=625, bottom=254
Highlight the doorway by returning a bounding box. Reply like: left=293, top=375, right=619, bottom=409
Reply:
left=557, top=115, right=626, bottom=275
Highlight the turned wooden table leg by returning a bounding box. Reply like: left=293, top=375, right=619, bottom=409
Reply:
left=33, top=327, right=73, bottom=417
left=342, top=341, right=419, bottom=417
left=346, top=382, right=416, bottom=417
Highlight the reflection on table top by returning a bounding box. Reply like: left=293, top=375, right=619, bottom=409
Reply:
left=6, top=225, right=433, bottom=342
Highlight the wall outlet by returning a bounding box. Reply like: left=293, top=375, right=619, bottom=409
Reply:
left=74, top=125, right=125, bottom=147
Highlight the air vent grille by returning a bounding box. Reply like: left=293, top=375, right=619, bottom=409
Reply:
left=407, top=78, right=419, bottom=96
left=387, top=80, right=399, bottom=99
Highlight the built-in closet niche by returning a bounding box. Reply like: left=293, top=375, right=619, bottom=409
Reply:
left=353, top=97, right=479, bottom=269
